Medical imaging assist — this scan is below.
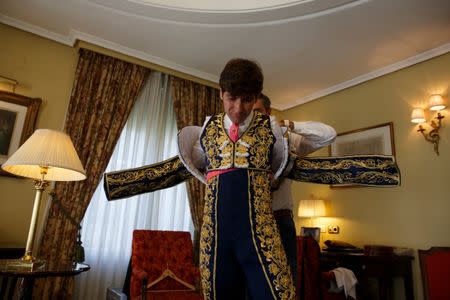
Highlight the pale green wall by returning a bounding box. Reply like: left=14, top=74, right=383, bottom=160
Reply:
left=0, top=24, right=78, bottom=247
left=282, top=53, right=450, bottom=299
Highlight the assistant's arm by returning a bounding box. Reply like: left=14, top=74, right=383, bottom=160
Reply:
left=287, top=121, right=336, bottom=156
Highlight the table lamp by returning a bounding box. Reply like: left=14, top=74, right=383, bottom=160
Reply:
left=298, top=199, right=326, bottom=222
left=298, top=199, right=326, bottom=242
left=1, top=129, right=86, bottom=266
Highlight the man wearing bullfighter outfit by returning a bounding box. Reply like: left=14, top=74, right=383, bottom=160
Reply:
left=103, top=60, right=401, bottom=300
left=177, top=58, right=295, bottom=300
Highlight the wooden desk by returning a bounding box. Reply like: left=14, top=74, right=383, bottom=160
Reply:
left=321, top=251, right=414, bottom=300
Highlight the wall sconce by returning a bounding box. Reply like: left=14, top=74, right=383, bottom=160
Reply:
left=411, top=94, right=446, bottom=155
left=0, top=74, right=19, bottom=92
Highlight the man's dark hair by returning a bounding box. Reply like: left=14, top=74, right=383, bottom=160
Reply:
left=219, top=58, right=263, bottom=98
left=258, top=93, right=271, bottom=110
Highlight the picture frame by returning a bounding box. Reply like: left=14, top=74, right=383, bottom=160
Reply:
left=300, top=227, right=321, bottom=243
left=328, top=122, right=395, bottom=188
left=0, top=91, right=41, bottom=177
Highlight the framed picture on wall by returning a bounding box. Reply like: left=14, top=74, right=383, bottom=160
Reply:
left=328, top=122, right=395, bottom=188
left=0, top=91, right=41, bottom=176
left=329, top=122, right=395, bottom=157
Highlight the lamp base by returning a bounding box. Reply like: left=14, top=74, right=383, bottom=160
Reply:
left=0, top=258, right=46, bottom=271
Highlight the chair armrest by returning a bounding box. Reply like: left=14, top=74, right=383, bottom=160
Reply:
left=132, top=266, right=148, bottom=282
left=132, top=267, right=148, bottom=300
left=321, top=271, right=336, bottom=291
left=321, top=271, right=335, bottom=281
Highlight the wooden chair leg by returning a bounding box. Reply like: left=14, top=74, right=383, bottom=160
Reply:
left=141, top=278, right=147, bottom=300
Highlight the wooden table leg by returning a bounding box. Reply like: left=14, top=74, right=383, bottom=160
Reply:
left=404, top=273, right=415, bottom=300
left=18, top=277, right=34, bottom=300
left=378, top=277, right=392, bottom=300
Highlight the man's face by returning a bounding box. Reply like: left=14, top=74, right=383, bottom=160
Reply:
left=221, top=90, right=256, bottom=124
left=253, top=98, right=271, bottom=115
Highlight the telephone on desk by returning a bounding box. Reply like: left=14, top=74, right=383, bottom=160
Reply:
left=323, top=240, right=363, bottom=253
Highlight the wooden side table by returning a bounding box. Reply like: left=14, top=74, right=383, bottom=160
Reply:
left=321, top=251, right=414, bottom=300
left=0, top=259, right=90, bottom=300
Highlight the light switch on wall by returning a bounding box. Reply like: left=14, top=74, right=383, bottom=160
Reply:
left=328, top=225, right=340, bottom=234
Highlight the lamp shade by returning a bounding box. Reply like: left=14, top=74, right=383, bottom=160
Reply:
left=429, top=94, right=446, bottom=111
left=1, top=129, right=86, bottom=181
left=411, top=108, right=426, bottom=124
left=298, top=199, right=326, bottom=218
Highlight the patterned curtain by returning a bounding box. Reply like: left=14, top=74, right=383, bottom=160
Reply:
left=170, top=77, right=222, bottom=263
left=33, top=49, right=149, bottom=299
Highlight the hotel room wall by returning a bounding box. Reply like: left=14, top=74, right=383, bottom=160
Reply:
left=0, top=24, right=78, bottom=247
left=282, top=52, right=450, bottom=299
left=2, top=22, right=449, bottom=299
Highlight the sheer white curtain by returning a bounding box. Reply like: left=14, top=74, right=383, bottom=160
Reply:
left=74, top=72, right=193, bottom=300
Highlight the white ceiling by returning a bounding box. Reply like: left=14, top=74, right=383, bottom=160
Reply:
left=1, top=0, right=449, bottom=110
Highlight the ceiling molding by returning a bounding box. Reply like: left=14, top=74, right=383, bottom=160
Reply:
left=89, top=0, right=369, bottom=26
left=128, top=0, right=311, bottom=13
left=1, top=13, right=448, bottom=111
left=0, top=14, right=219, bottom=83
left=274, top=43, right=450, bottom=111
left=0, top=14, right=73, bottom=45
left=73, top=30, right=219, bottom=82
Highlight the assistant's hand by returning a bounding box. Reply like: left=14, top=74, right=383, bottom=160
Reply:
left=279, top=120, right=294, bottom=130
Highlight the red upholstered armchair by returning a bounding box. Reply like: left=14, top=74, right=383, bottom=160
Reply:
left=130, top=230, right=203, bottom=300
left=419, top=247, right=450, bottom=300
left=297, top=236, right=349, bottom=300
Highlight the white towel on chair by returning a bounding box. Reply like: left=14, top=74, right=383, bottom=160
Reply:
left=331, top=267, right=358, bottom=299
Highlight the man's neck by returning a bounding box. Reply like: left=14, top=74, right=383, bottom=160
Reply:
left=224, top=111, right=254, bottom=128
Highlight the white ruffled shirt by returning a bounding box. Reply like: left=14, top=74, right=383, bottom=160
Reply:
left=273, top=121, right=336, bottom=211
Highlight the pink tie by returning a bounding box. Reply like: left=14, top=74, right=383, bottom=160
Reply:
left=229, top=123, right=239, bottom=142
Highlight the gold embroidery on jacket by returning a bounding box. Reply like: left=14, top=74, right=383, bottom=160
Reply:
left=105, top=156, right=191, bottom=199
left=200, top=176, right=218, bottom=300
left=249, top=170, right=296, bottom=300
left=200, top=112, right=274, bottom=172
left=297, top=158, right=393, bottom=170
left=289, top=156, right=400, bottom=185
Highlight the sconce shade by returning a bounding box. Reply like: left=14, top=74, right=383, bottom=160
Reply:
left=298, top=199, right=326, bottom=218
left=411, top=108, right=426, bottom=124
left=1, top=129, right=86, bottom=181
left=429, top=94, right=446, bottom=111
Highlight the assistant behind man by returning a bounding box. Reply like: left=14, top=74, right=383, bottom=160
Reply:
left=253, top=93, right=336, bottom=284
